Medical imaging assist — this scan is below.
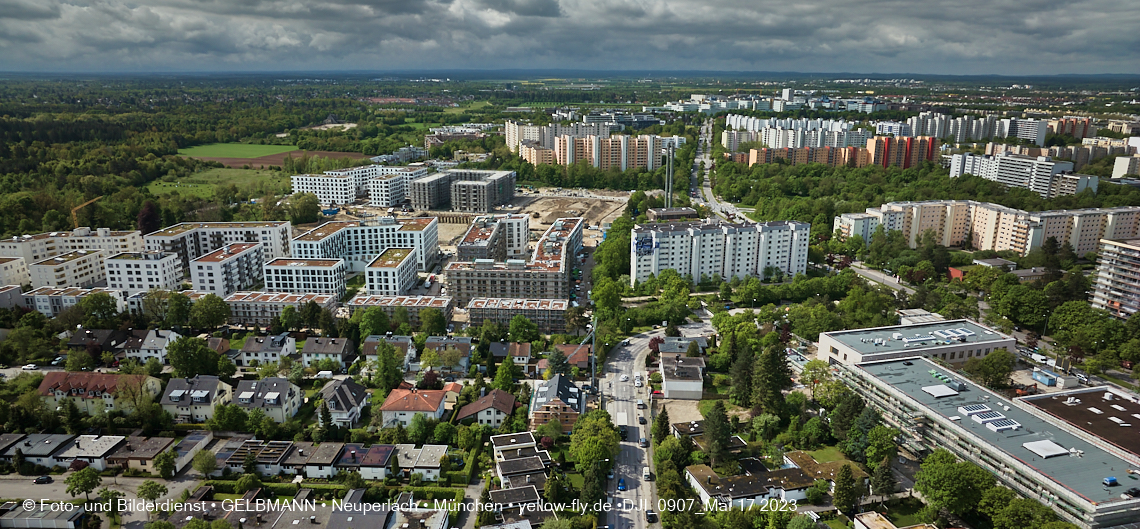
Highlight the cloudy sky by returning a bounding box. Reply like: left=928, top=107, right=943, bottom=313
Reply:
left=0, top=0, right=1137, bottom=75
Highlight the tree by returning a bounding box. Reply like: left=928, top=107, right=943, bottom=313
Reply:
left=65, top=466, right=101, bottom=501
left=79, top=292, right=121, bottom=329
left=137, top=200, right=161, bottom=235
left=420, top=308, right=446, bottom=335
left=703, top=401, right=731, bottom=467
left=358, top=307, right=391, bottom=338
left=652, top=408, right=671, bottom=445
left=419, top=350, right=441, bottom=371
left=167, top=336, right=219, bottom=378
left=342, top=471, right=366, bottom=490
left=963, top=348, right=1016, bottom=388
left=142, top=289, right=172, bottom=324
left=787, top=516, right=817, bottom=529
left=865, top=426, right=899, bottom=470
left=408, top=413, right=432, bottom=445
left=685, top=340, right=700, bottom=357
left=871, top=457, right=896, bottom=496
left=730, top=335, right=753, bottom=408
left=493, top=355, right=520, bottom=391
left=235, top=473, right=262, bottom=494
left=193, top=449, right=217, bottom=477
left=752, top=343, right=792, bottom=416
left=100, top=487, right=125, bottom=519
left=280, top=305, right=300, bottom=331
left=320, top=401, right=333, bottom=428
left=206, top=404, right=249, bottom=431
left=166, top=292, right=192, bottom=328
left=752, top=413, right=781, bottom=442
left=289, top=192, right=321, bottom=224
left=189, top=294, right=230, bottom=330
left=569, top=410, right=620, bottom=473
left=67, top=350, right=96, bottom=372
left=800, top=359, right=832, bottom=400
left=155, top=449, right=176, bottom=479
left=832, top=463, right=857, bottom=515
left=914, top=449, right=995, bottom=516
left=509, top=315, right=539, bottom=343
left=137, top=480, right=168, bottom=503
left=440, top=347, right=463, bottom=371
left=545, top=348, right=570, bottom=377
left=719, top=282, right=733, bottom=302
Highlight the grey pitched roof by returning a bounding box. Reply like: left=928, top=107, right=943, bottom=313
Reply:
left=3, top=434, right=75, bottom=457
left=161, top=375, right=224, bottom=406
left=241, top=333, right=292, bottom=354
left=233, top=377, right=298, bottom=410
left=490, top=342, right=510, bottom=358
left=533, top=374, right=582, bottom=412
left=302, top=337, right=353, bottom=355
left=318, top=379, right=368, bottom=413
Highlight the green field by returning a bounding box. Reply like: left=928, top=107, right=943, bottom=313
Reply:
left=147, top=168, right=291, bottom=198
left=444, top=101, right=492, bottom=114
left=807, top=446, right=846, bottom=463
left=178, top=143, right=298, bottom=158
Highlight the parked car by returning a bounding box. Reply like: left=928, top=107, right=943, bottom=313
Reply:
left=33, top=476, right=52, bottom=484
left=639, top=438, right=649, bottom=448
left=646, top=510, right=658, bottom=523
left=638, top=416, right=647, bottom=425
left=617, top=478, right=626, bottom=491
left=620, top=374, right=630, bottom=382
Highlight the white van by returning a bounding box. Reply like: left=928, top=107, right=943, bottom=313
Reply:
left=642, top=467, right=651, bottom=480
left=636, top=399, right=646, bottom=409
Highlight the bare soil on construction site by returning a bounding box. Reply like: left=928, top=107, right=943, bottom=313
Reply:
left=510, top=195, right=626, bottom=229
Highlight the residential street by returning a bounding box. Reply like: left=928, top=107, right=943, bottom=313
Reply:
left=0, top=472, right=201, bottom=528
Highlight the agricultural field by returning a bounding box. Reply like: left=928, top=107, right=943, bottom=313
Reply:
left=147, top=168, right=291, bottom=198
left=444, top=101, right=492, bottom=114
left=178, top=143, right=299, bottom=158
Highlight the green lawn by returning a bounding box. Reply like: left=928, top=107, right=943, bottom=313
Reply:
left=807, top=446, right=846, bottom=463
left=445, top=101, right=492, bottom=114
left=146, top=167, right=291, bottom=198
left=698, top=399, right=745, bottom=418
left=823, top=516, right=851, bottom=529
left=179, top=143, right=298, bottom=158
left=213, top=493, right=244, bottom=501
left=567, top=472, right=584, bottom=489
left=872, top=497, right=926, bottom=527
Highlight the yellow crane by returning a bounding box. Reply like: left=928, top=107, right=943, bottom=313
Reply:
left=71, top=196, right=103, bottom=229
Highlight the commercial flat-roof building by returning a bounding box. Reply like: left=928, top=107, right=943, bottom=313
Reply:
left=104, top=251, right=182, bottom=294
left=836, top=357, right=1140, bottom=528
left=290, top=216, right=439, bottom=272
left=631, top=219, right=810, bottom=287
left=0, top=257, right=29, bottom=287
left=345, top=295, right=454, bottom=327
left=467, top=298, right=569, bottom=334
left=263, top=257, right=347, bottom=297
left=1091, top=238, right=1140, bottom=319
left=446, top=218, right=583, bottom=304
left=189, top=243, right=264, bottom=297
left=366, top=248, right=417, bottom=296
left=224, top=291, right=337, bottom=327
left=819, top=319, right=1015, bottom=366
left=144, top=221, right=292, bottom=270
left=0, top=226, right=142, bottom=265
left=30, top=249, right=105, bottom=288
left=457, top=214, right=530, bottom=261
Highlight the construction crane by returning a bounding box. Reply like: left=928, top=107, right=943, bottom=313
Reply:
left=71, top=196, right=103, bottom=229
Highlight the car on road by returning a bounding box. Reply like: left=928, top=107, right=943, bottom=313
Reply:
left=617, top=478, right=626, bottom=491
left=639, top=437, right=649, bottom=448
left=619, top=425, right=628, bottom=440
left=646, top=510, right=658, bottom=523
left=606, top=469, right=614, bottom=480
left=33, top=476, right=52, bottom=484
left=22, top=364, right=38, bottom=370
left=638, top=416, right=647, bottom=425
left=619, top=374, right=629, bottom=382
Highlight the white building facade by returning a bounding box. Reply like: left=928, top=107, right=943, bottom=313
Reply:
left=263, top=258, right=347, bottom=297
left=290, top=173, right=356, bottom=206
left=104, top=251, right=183, bottom=295
left=290, top=217, right=439, bottom=272
left=0, top=257, right=30, bottom=287
left=190, top=243, right=265, bottom=297
left=366, top=248, right=418, bottom=296
left=30, top=250, right=105, bottom=289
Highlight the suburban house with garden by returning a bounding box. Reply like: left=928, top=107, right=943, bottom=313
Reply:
left=38, top=372, right=163, bottom=415
left=380, top=388, right=446, bottom=427
left=457, top=388, right=517, bottom=428
left=237, top=332, right=295, bottom=367
left=233, top=377, right=303, bottom=422
left=160, top=375, right=233, bottom=423
left=529, top=374, right=583, bottom=434
left=105, top=435, right=175, bottom=474
left=53, top=435, right=127, bottom=471
left=317, top=378, right=370, bottom=427
left=121, top=329, right=181, bottom=364
left=301, top=337, right=355, bottom=368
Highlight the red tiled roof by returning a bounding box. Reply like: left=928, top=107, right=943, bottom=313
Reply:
left=555, top=344, right=591, bottom=365
left=457, top=389, right=517, bottom=419
left=380, top=389, right=446, bottom=412
left=509, top=343, right=531, bottom=358
left=37, top=372, right=149, bottom=399
left=442, top=382, right=463, bottom=395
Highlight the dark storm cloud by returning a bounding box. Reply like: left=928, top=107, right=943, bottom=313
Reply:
left=0, top=0, right=1136, bottom=73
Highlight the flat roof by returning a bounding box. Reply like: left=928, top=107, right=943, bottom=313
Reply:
left=0, top=257, right=23, bottom=264
left=824, top=319, right=1012, bottom=356
left=191, top=243, right=260, bottom=263
left=1023, top=387, right=1140, bottom=461
left=293, top=221, right=358, bottom=242
left=265, top=258, right=344, bottom=268
left=295, top=172, right=351, bottom=179
left=398, top=217, right=435, bottom=232
left=367, top=248, right=414, bottom=268
left=146, top=221, right=287, bottom=237
left=348, top=295, right=453, bottom=310
left=31, top=249, right=101, bottom=266
left=467, top=298, right=569, bottom=311
left=859, top=357, right=1139, bottom=504
left=106, top=251, right=173, bottom=261
left=225, top=291, right=336, bottom=305
left=460, top=221, right=501, bottom=247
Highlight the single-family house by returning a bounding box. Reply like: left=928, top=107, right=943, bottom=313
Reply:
left=392, top=444, right=448, bottom=482
left=67, top=328, right=129, bottom=352
left=317, top=379, right=370, bottom=428
left=38, top=372, right=163, bottom=416
left=419, top=336, right=472, bottom=373
left=359, top=444, right=396, bottom=481
left=105, top=436, right=176, bottom=474
left=238, top=333, right=295, bottom=367
left=385, top=501, right=449, bottom=529
left=53, top=435, right=127, bottom=471
left=490, top=432, right=537, bottom=461
left=1, top=434, right=75, bottom=468
left=529, top=374, right=583, bottom=434
left=442, top=381, right=463, bottom=411
left=365, top=335, right=416, bottom=368
left=554, top=343, right=591, bottom=370
left=233, top=377, right=303, bottom=423
left=301, top=337, right=354, bottom=369
left=160, top=375, right=233, bottom=424
left=457, top=388, right=517, bottom=428
left=121, top=330, right=180, bottom=364
left=380, top=389, right=446, bottom=427
left=284, top=441, right=344, bottom=479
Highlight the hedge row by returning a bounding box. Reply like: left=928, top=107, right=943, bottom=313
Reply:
left=465, top=441, right=482, bottom=484
left=172, top=424, right=207, bottom=431
left=203, top=481, right=299, bottom=496
left=445, top=471, right=468, bottom=485
left=400, top=486, right=464, bottom=504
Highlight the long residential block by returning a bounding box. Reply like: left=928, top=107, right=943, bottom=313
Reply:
left=467, top=298, right=569, bottom=334
left=345, top=295, right=455, bottom=327
left=1091, top=238, right=1140, bottom=319
left=446, top=218, right=583, bottom=304
left=30, top=249, right=105, bottom=289
left=264, top=258, right=347, bottom=297
left=144, top=221, right=292, bottom=270
left=949, top=153, right=1095, bottom=198
left=225, top=291, right=338, bottom=327
left=190, top=243, right=264, bottom=298
left=630, top=219, right=810, bottom=286
left=0, top=227, right=142, bottom=264
left=290, top=216, right=438, bottom=272
left=105, top=251, right=182, bottom=295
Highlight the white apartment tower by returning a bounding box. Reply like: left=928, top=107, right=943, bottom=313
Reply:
left=365, top=248, right=418, bottom=296
left=949, top=153, right=1094, bottom=198
left=190, top=243, right=265, bottom=297
left=630, top=220, right=810, bottom=286
left=290, top=217, right=439, bottom=272
left=290, top=173, right=356, bottom=206
left=144, top=222, right=292, bottom=270
left=29, top=250, right=106, bottom=289
left=263, top=258, right=348, bottom=298
left=104, top=251, right=183, bottom=295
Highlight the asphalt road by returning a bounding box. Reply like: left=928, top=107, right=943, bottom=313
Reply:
left=0, top=472, right=201, bottom=528
left=601, top=330, right=659, bottom=529
left=693, top=120, right=747, bottom=222
left=849, top=263, right=916, bottom=295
